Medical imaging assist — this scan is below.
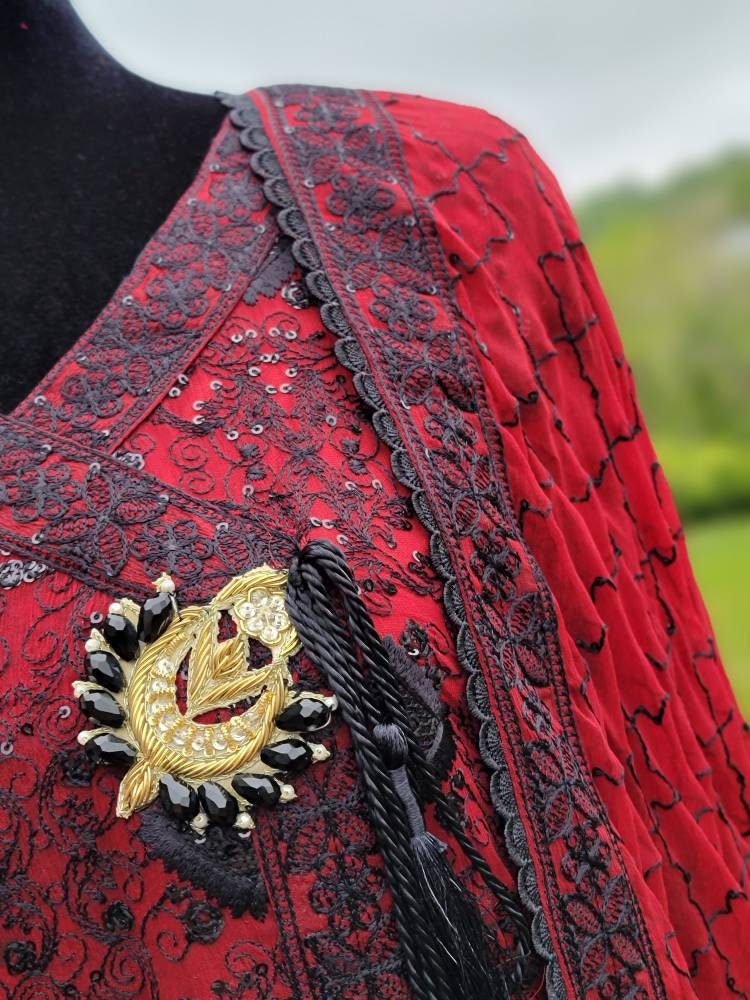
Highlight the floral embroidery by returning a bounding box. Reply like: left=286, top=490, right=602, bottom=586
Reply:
left=0, top=418, right=292, bottom=604
left=14, top=125, right=275, bottom=451
left=1, top=83, right=744, bottom=999
left=220, top=86, right=666, bottom=999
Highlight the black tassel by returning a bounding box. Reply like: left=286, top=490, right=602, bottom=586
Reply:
left=411, top=834, right=503, bottom=1000
left=373, top=723, right=501, bottom=1000
left=287, top=541, right=523, bottom=1000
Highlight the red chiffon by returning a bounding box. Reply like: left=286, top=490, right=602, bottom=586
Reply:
left=0, top=85, right=746, bottom=999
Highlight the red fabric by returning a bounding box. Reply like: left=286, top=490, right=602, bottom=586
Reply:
left=382, top=92, right=750, bottom=994
left=0, top=86, right=747, bottom=999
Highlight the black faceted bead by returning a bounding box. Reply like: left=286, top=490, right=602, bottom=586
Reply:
left=260, top=739, right=312, bottom=773
left=276, top=697, right=331, bottom=733
left=85, top=650, right=125, bottom=693
left=79, top=688, right=125, bottom=728
left=138, top=591, right=175, bottom=643
left=103, top=613, right=139, bottom=661
left=85, top=732, right=137, bottom=767
left=232, top=773, right=281, bottom=807
left=159, top=774, right=198, bottom=821
left=199, top=782, right=238, bottom=826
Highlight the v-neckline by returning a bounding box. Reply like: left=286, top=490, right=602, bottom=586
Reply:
left=6, top=98, right=276, bottom=454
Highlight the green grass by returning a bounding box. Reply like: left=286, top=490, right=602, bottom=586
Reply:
left=684, top=514, right=750, bottom=714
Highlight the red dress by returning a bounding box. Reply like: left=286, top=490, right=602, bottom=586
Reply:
left=0, top=85, right=747, bottom=999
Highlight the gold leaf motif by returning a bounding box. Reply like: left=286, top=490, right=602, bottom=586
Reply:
left=184, top=606, right=219, bottom=711
left=126, top=567, right=302, bottom=782
left=75, top=564, right=333, bottom=828
left=116, top=757, right=159, bottom=818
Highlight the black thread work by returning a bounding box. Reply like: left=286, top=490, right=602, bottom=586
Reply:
left=219, top=85, right=671, bottom=999
left=286, top=538, right=526, bottom=1000
left=0, top=91, right=513, bottom=1000
left=0, top=416, right=291, bottom=605
left=13, top=119, right=275, bottom=452
left=0, top=82, right=745, bottom=999
left=138, top=807, right=268, bottom=919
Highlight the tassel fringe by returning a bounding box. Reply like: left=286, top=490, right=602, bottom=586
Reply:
left=286, top=539, right=528, bottom=1000
left=374, top=722, right=501, bottom=1000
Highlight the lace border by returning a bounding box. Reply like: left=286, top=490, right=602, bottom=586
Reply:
left=219, top=88, right=565, bottom=999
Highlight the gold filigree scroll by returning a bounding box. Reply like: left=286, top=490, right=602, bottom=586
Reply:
left=73, top=565, right=335, bottom=830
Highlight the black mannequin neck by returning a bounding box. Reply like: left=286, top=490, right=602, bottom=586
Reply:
left=0, top=0, right=226, bottom=412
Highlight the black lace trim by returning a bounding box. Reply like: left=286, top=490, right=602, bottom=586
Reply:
left=220, top=86, right=667, bottom=1000
left=13, top=122, right=275, bottom=452
left=218, top=89, right=562, bottom=997
left=0, top=416, right=294, bottom=604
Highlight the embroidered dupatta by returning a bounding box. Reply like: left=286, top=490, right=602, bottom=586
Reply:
left=0, top=85, right=746, bottom=999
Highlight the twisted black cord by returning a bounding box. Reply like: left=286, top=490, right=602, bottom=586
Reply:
left=286, top=556, right=451, bottom=1000
left=295, top=540, right=533, bottom=988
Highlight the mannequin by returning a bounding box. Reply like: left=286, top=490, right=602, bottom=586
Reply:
left=0, top=0, right=225, bottom=412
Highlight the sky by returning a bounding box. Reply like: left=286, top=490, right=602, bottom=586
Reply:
left=72, top=0, right=750, bottom=198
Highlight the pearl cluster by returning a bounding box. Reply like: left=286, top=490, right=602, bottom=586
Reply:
left=236, top=587, right=290, bottom=644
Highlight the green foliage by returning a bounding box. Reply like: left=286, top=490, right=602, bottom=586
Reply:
left=576, top=152, right=750, bottom=709
left=577, top=148, right=750, bottom=518
left=652, top=436, right=750, bottom=522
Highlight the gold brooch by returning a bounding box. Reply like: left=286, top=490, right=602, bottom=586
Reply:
left=73, top=566, right=336, bottom=833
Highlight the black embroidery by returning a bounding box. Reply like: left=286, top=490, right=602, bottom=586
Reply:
left=244, top=237, right=296, bottom=305
left=0, top=102, right=436, bottom=997
left=102, top=901, right=135, bottom=935
left=0, top=417, right=294, bottom=604
left=138, top=808, right=268, bottom=920
left=13, top=124, right=275, bottom=452
left=220, top=87, right=563, bottom=996
left=220, top=86, right=666, bottom=999
left=4, top=81, right=731, bottom=998
left=0, top=295, right=425, bottom=996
